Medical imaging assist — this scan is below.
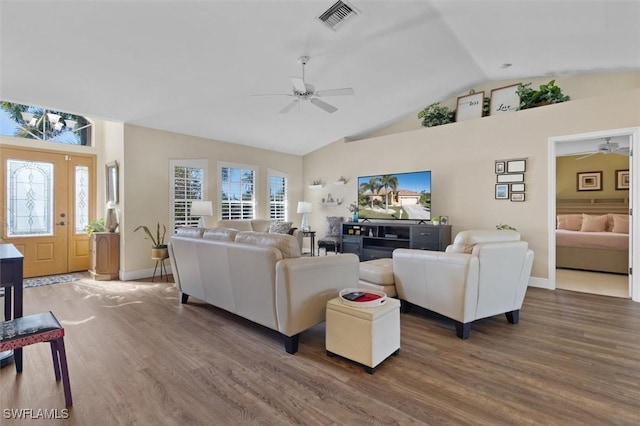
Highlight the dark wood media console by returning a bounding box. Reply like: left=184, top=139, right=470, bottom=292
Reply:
left=341, top=222, right=452, bottom=261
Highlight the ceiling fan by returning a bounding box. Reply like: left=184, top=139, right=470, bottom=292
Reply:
left=253, top=55, right=354, bottom=114
left=577, top=137, right=630, bottom=160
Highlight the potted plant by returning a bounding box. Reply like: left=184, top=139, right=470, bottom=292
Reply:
left=432, top=216, right=441, bottom=225
left=417, top=103, right=455, bottom=127
left=516, top=79, right=570, bottom=110
left=134, top=222, right=168, bottom=259
left=84, top=218, right=106, bottom=236
left=496, top=223, right=517, bottom=231
left=347, top=202, right=359, bottom=222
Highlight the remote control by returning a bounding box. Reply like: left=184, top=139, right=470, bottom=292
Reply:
left=343, top=291, right=365, bottom=301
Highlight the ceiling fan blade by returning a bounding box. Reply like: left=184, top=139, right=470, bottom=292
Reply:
left=576, top=152, right=597, bottom=160
left=310, top=98, right=337, bottom=113
left=314, top=88, right=355, bottom=97
left=290, top=77, right=306, bottom=93
left=279, top=100, right=299, bottom=114
left=614, top=147, right=630, bottom=156
left=252, top=93, right=294, bottom=97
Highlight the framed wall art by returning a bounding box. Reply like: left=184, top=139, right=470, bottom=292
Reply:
left=615, top=169, right=629, bottom=190
left=456, top=91, right=484, bottom=122
left=506, top=159, right=526, bottom=173
left=577, top=171, right=602, bottom=191
left=490, top=84, right=520, bottom=115
left=495, top=184, right=509, bottom=199
left=511, top=183, right=525, bottom=192
left=495, top=161, right=505, bottom=174
left=511, top=193, right=525, bottom=202
left=497, top=173, right=524, bottom=183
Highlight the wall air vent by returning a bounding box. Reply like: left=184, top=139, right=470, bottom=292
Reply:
left=317, top=1, right=360, bottom=31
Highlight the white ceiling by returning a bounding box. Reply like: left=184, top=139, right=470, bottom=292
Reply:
left=1, top=0, right=639, bottom=155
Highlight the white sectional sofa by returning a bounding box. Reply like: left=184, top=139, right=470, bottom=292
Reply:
left=168, top=227, right=360, bottom=353
left=216, top=219, right=304, bottom=249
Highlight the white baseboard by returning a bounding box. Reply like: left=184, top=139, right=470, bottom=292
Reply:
left=120, top=264, right=172, bottom=282
left=528, top=276, right=552, bottom=290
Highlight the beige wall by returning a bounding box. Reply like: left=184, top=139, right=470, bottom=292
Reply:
left=121, top=125, right=303, bottom=276
left=303, top=89, right=640, bottom=280
left=556, top=154, right=629, bottom=200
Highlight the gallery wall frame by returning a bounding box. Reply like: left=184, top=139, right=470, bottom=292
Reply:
left=490, top=84, right=520, bottom=115
left=616, top=169, right=629, bottom=190
left=507, top=159, right=526, bottom=173
left=511, top=183, right=525, bottom=192
left=511, top=193, right=525, bottom=202
left=495, top=184, right=509, bottom=199
left=495, top=161, right=505, bottom=174
left=577, top=171, right=602, bottom=191
left=497, top=173, right=524, bottom=183
left=456, top=91, right=484, bottom=122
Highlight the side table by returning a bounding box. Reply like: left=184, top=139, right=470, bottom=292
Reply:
left=302, top=231, right=316, bottom=256
left=1, top=244, right=24, bottom=369
left=325, top=296, right=400, bottom=373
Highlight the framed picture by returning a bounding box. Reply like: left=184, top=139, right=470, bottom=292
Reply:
left=510, top=183, right=525, bottom=192
left=511, top=193, right=525, bottom=202
left=495, top=161, right=505, bottom=174
left=497, top=173, right=524, bottom=183
left=507, top=159, right=526, bottom=173
left=495, top=184, right=509, bottom=199
left=577, top=171, right=602, bottom=191
left=616, top=169, right=629, bottom=190
left=456, top=91, right=484, bottom=122
left=440, top=216, right=449, bottom=225
left=490, top=84, right=520, bottom=115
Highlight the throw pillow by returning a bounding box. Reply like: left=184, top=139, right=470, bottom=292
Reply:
left=269, top=221, right=293, bottom=234
left=611, top=214, right=629, bottom=234
left=580, top=214, right=607, bottom=232
left=556, top=214, right=582, bottom=231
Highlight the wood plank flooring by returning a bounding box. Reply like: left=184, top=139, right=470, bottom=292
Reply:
left=1, top=274, right=639, bottom=425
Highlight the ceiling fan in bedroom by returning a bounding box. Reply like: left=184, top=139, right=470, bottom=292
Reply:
left=577, top=137, right=630, bottom=160
left=253, top=55, right=355, bottom=114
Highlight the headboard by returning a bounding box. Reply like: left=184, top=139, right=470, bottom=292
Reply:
left=556, top=197, right=629, bottom=215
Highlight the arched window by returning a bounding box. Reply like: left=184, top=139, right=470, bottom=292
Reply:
left=0, top=101, right=92, bottom=146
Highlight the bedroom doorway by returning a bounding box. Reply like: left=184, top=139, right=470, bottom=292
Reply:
left=549, top=128, right=640, bottom=302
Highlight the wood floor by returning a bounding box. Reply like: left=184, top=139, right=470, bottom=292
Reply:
left=2, top=274, right=639, bottom=425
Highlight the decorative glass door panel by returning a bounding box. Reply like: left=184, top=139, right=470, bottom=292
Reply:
left=7, top=160, right=54, bottom=237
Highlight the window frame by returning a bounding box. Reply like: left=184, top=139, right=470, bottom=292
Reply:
left=267, top=168, right=289, bottom=221
left=170, top=159, right=208, bottom=231
left=218, top=161, right=257, bottom=221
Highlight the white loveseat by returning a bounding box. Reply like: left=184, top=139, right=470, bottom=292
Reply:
left=168, top=227, right=359, bottom=353
left=393, top=230, right=534, bottom=339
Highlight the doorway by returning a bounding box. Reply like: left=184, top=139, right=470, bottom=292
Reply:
left=1, top=147, right=96, bottom=277
left=549, top=128, right=639, bottom=302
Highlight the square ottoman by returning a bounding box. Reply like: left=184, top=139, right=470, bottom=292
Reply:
left=358, top=258, right=396, bottom=297
left=325, top=296, right=400, bottom=373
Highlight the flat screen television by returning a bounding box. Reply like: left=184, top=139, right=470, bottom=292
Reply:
left=357, top=170, right=431, bottom=221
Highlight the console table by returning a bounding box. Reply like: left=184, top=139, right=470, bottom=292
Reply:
left=1, top=244, right=24, bottom=368
left=341, top=222, right=451, bottom=261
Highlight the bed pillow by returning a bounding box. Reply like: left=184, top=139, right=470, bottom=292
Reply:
left=556, top=214, right=582, bottom=231
left=611, top=214, right=629, bottom=234
left=580, top=214, right=607, bottom=232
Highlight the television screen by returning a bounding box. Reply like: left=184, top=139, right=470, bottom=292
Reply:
left=357, top=170, right=431, bottom=220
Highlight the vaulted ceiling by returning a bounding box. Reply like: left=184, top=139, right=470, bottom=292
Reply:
left=1, top=0, right=639, bottom=155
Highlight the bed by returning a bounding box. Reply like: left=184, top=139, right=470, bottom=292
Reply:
left=556, top=198, right=629, bottom=275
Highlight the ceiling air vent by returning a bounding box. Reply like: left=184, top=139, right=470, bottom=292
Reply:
left=317, top=1, right=360, bottom=31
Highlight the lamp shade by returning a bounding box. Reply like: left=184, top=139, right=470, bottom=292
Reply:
left=191, top=200, right=213, bottom=217
left=297, top=201, right=312, bottom=214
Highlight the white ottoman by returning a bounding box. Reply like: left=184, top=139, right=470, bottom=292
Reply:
left=325, top=297, right=400, bottom=373
left=358, top=258, right=396, bottom=297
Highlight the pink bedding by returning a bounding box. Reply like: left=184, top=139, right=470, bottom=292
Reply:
left=556, top=229, right=628, bottom=251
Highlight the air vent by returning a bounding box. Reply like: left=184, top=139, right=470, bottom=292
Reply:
left=318, top=1, right=359, bottom=31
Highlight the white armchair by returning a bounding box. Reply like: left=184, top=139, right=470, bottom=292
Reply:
left=393, top=230, right=534, bottom=339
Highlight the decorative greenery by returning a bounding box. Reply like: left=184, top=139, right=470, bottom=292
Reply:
left=516, top=80, right=570, bottom=110
left=347, top=202, right=358, bottom=213
left=496, top=223, right=517, bottom=231
left=134, top=223, right=167, bottom=248
left=417, top=103, right=455, bottom=127
left=84, top=218, right=106, bottom=235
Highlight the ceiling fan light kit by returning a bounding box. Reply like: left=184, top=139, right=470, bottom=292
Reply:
left=254, top=55, right=355, bottom=114
left=577, top=137, right=630, bottom=160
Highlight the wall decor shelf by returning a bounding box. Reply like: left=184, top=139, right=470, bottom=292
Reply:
left=333, top=178, right=347, bottom=185
left=308, top=184, right=323, bottom=189
left=320, top=200, right=342, bottom=206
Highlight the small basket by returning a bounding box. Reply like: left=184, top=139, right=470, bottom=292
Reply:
left=339, top=288, right=387, bottom=308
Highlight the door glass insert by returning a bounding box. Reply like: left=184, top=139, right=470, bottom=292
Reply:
left=7, top=159, right=54, bottom=236
left=75, top=165, right=89, bottom=233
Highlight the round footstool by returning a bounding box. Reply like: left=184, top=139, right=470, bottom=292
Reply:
left=358, top=258, right=396, bottom=297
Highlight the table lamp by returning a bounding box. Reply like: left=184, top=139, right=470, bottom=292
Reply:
left=297, top=201, right=312, bottom=231
left=191, top=200, right=213, bottom=227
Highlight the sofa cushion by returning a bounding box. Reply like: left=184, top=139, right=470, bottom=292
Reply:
left=202, top=228, right=238, bottom=241
left=269, top=221, right=293, bottom=234
left=234, top=231, right=301, bottom=258
left=251, top=220, right=274, bottom=233
left=448, top=230, right=521, bottom=254
left=557, top=214, right=582, bottom=231
left=580, top=214, right=607, bottom=232
left=216, top=220, right=254, bottom=231
left=175, top=227, right=205, bottom=238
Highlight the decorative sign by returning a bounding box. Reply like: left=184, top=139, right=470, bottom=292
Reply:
left=490, top=84, right=520, bottom=115
left=456, top=91, right=484, bottom=122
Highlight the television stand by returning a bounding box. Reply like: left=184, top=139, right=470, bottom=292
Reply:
left=341, top=222, right=451, bottom=261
